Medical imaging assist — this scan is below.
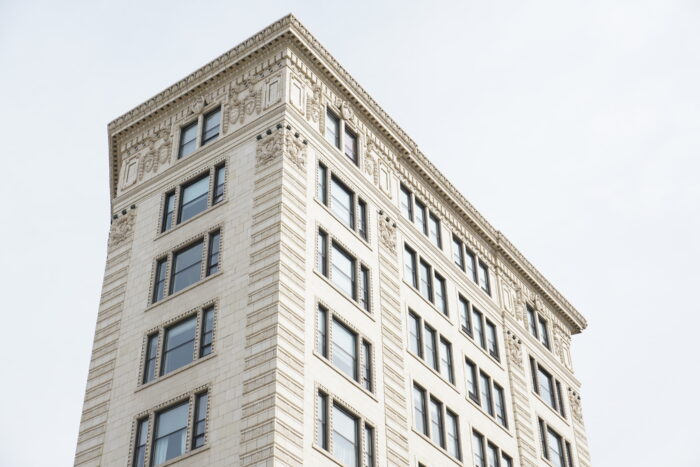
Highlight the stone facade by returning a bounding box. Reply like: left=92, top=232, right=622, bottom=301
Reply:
left=75, top=14, right=591, bottom=467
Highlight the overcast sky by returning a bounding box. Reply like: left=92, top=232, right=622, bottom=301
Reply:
left=1, top=1, right=698, bottom=465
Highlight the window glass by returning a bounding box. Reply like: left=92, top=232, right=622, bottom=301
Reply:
left=359, top=266, right=370, bottom=311
left=332, top=405, right=358, bottom=467
left=179, top=176, right=209, bottom=223
left=362, top=341, right=372, bottom=391
left=538, top=367, right=556, bottom=407
left=171, top=241, right=203, bottom=294
left=332, top=319, right=357, bottom=380
left=152, top=402, right=189, bottom=465
left=317, top=306, right=328, bottom=357
left=316, top=392, right=328, bottom=449
left=459, top=296, right=472, bottom=335
left=331, top=244, right=355, bottom=298
left=364, top=425, right=374, bottom=467
left=143, top=334, right=158, bottom=383
left=429, top=398, right=444, bottom=447
left=178, top=122, right=197, bottom=158
left=547, top=428, right=565, bottom=467
left=415, top=199, right=427, bottom=234
left=134, top=418, right=148, bottom=467
left=202, top=108, right=221, bottom=145
left=439, top=338, right=453, bottom=383
left=446, top=410, right=460, bottom=459
left=419, top=261, right=432, bottom=301
left=358, top=199, right=367, bottom=240
left=331, top=177, right=354, bottom=229
left=502, top=454, right=513, bottom=467
left=428, top=214, right=441, bottom=248
left=408, top=312, right=421, bottom=356
left=539, top=317, right=550, bottom=348
left=318, top=164, right=328, bottom=203
left=466, top=359, right=479, bottom=402
left=465, top=248, right=476, bottom=282
left=404, top=246, right=417, bottom=287
left=478, top=261, right=490, bottom=294
left=472, top=432, right=485, bottom=467
left=317, top=231, right=328, bottom=276
left=486, top=321, right=499, bottom=359
left=473, top=308, right=485, bottom=348
left=153, top=259, right=168, bottom=302
left=344, top=127, right=357, bottom=164
left=413, top=385, right=427, bottom=435
left=200, top=307, right=214, bottom=357
left=161, top=317, right=196, bottom=375
left=325, top=109, right=340, bottom=148
left=453, top=237, right=464, bottom=269
left=494, top=384, right=507, bottom=427
left=480, top=372, right=493, bottom=415
left=192, top=393, right=208, bottom=449
left=400, top=185, right=413, bottom=220
left=435, top=274, right=447, bottom=314
left=424, top=325, right=438, bottom=371
left=213, top=165, right=225, bottom=204
left=162, top=192, right=176, bottom=232
left=207, top=231, right=220, bottom=275
left=528, top=307, right=538, bottom=337
left=487, top=443, right=499, bottom=467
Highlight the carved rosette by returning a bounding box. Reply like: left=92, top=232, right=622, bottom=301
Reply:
left=109, top=210, right=136, bottom=248
left=505, top=330, right=523, bottom=369
left=568, top=389, right=584, bottom=423
left=378, top=211, right=397, bottom=254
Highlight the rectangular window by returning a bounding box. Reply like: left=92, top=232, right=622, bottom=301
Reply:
left=480, top=372, right=494, bottom=415
left=212, top=165, right=225, bottom=205
left=161, top=317, right=196, bottom=376
left=333, top=405, right=359, bottom=467
left=344, top=127, right=358, bottom=164
left=528, top=306, right=538, bottom=337
left=332, top=318, right=358, bottom=381
left=161, top=192, right=176, bottom=232
left=459, top=295, right=472, bottom=335
left=317, top=306, right=328, bottom=357
left=478, top=260, right=491, bottom=295
left=434, top=273, right=447, bottom=315
left=453, top=236, right=464, bottom=269
left=143, top=334, right=158, bottom=383
left=494, top=383, right=507, bottom=427
left=317, top=392, right=328, bottom=449
left=404, top=245, right=417, bottom=287
left=178, top=175, right=210, bottom=224
left=318, top=230, right=371, bottom=310
left=465, top=358, right=479, bottom=402
left=540, top=419, right=567, bottom=467
left=539, top=316, right=551, bottom=349
left=133, top=418, right=148, bottom=467
left=201, top=107, right=221, bottom=145
left=473, top=431, right=486, bottom=467
left=326, top=109, right=340, bottom=148
left=170, top=241, right=203, bottom=294
left=400, top=184, right=413, bottom=220
left=362, top=341, right=372, bottom=391
left=331, top=177, right=355, bottom=229
left=472, top=307, right=485, bottom=348
left=418, top=260, right=432, bottom=302
left=359, top=266, right=370, bottom=312
left=487, top=442, right=500, bottom=467
left=153, top=259, right=168, bottom=303
left=191, top=392, right=208, bottom=449
left=502, top=453, right=513, bottom=467
left=331, top=243, right=356, bottom=299
left=429, top=397, right=445, bottom=448
left=318, top=163, right=328, bottom=204
left=428, top=213, right=441, bottom=248
left=465, top=247, right=476, bottom=282
left=439, top=337, right=454, bottom=383
left=178, top=121, right=198, bottom=158
left=413, top=384, right=427, bottom=435
left=424, top=324, right=438, bottom=371
left=364, top=425, right=375, bottom=467
left=152, top=402, right=189, bottom=465
left=199, top=307, right=214, bottom=357
left=415, top=199, right=427, bottom=234
left=206, top=231, right=220, bottom=275
left=358, top=199, right=368, bottom=240
left=528, top=305, right=552, bottom=350
left=486, top=320, right=499, bottom=360
left=408, top=311, right=422, bottom=357
left=446, top=410, right=461, bottom=460
left=317, top=230, right=328, bottom=276
left=537, top=365, right=556, bottom=408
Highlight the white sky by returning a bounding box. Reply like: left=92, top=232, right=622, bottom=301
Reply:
left=1, top=1, right=698, bottom=465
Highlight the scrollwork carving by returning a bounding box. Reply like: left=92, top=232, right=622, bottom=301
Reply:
left=505, top=330, right=523, bottom=368
left=568, top=389, right=584, bottom=423
left=256, top=126, right=307, bottom=171
left=306, top=84, right=322, bottom=122
left=109, top=210, right=136, bottom=248
left=378, top=212, right=397, bottom=254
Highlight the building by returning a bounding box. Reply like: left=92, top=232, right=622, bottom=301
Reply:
left=74, top=14, right=591, bottom=467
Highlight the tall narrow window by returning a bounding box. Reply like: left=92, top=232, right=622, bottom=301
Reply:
left=404, top=245, right=417, bottom=287
left=170, top=241, right=203, bottom=294
left=413, top=385, right=427, bottom=435
left=556, top=381, right=566, bottom=418
left=317, top=163, right=328, bottom=204
left=161, top=317, right=196, bottom=375
left=362, top=341, right=372, bottom=391
left=486, top=320, right=499, bottom=360
left=502, top=453, right=513, bottom=467
left=359, top=266, right=370, bottom=312
left=201, top=107, right=221, bottom=145
left=472, top=431, right=486, bottom=467
left=332, top=405, right=359, bottom=467
left=153, top=258, right=168, bottom=303
left=494, top=383, right=507, bottom=427
left=344, top=127, right=358, bottom=164
left=408, top=312, right=422, bottom=357
left=446, top=410, right=461, bottom=459
left=331, top=177, right=354, bottom=229
left=317, top=306, right=328, bottom=357
left=152, top=402, right=189, bottom=465
left=465, top=359, right=479, bottom=402
left=546, top=426, right=566, bottom=467
left=358, top=199, right=368, bottom=240
left=480, top=372, right=494, bottom=415
left=415, top=199, right=427, bottom=234
left=434, top=273, right=447, bottom=315
left=199, top=307, right=214, bottom=357
left=453, top=236, right=464, bottom=269
left=364, top=425, right=375, bottom=467
left=472, top=307, right=485, bottom=348
left=487, top=443, right=500, bottom=467
left=538, top=316, right=550, bottom=349
left=331, top=244, right=356, bottom=298
left=332, top=319, right=358, bottom=380
left=178, top=175, right=209, bottom=223
left=459, top=295, right=472, bottom=335
left=528, top=306, right=538, bottom=337
left=325, top=109, right=340, bottom=148
left=143, top=334, right=158, bottom=383
left=537, top=365, right=556, bottom=408
left=317, top=392, right=328, bottom=449
left=161, top=192, right=176, bottom=232
left=439, top=338, right=454, bottom=383
left=206, top=231, right=220, bottom=275
left=400, top=185, right=413, bottom=220
left=465, top=248, right=476, bottom=282
left=133, top=418, right=148, bottom=467
left=424, top=325, right=438, bottom=371
left=478, top=260, right=491, bottom=295
left=429, top=398, right=445, bottom=447
left=212, top=165, right=225, bottom=204
left=178, top=121, right=198, bottom=158
left=191, top=392, right=208, bottom=449
left=317, top=231, right=328, bottom=276
left=428, top=213, right=441, bottom=248
left=418, top=260, right=432, bottom=302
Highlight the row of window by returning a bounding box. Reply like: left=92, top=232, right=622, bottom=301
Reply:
left=528, top=304, right=552, bottom=350
left=404, top=244, right=448, bottom=314
left=452, top=235, right=491, bottom=295
left=539, top=418, right=575, bottom=467
left=408, top=311, right=454, bottom=384
left=318, top=163, right=368, bottom=240
left=317, top=229, right=370, bottom=312
left=459, top=295, right=500, bottom=361
left=465, top=358, right=508, bottom=428
left=316, top=389, right=374, bottom=467
left=317, top=305, right=373, bottom=392
left=161, top=164, right=225, bottom=233
left=412, top=383, right=462, bottom=460
left=142, top=305, right=215, bottom=384
left=472, top=430, right=513, bottom=467
left=530, top=356, right=567, bottom=418
left=152, top=229, right=221, bottom=303
left=400, top=184, right=442, bottom=249
left=133, top=390, right=208, bottom=467
left=325, top=108, right=359, bottom=165
left=178, top=107, right=221, bottom=159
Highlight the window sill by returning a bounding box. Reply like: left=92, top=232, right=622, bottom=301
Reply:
left=312, top=444, right=349, bottom=467
left=312, top=351, right=378, bottom=402
left=155, top=199, right=228, bottom=241
left=136, top=352, right=216, bottom=393
left=314, top=197, right=372, bottom=251
left=407, top=351, right=460, bottom=396
left=150, top=444, right=210, bottom=467
left=463, top=393, right=512, bottom=437
left=146, top=271, right=223, bottom=312
left=410, top=427, right=464, bottom=466
left=313, top=270, right=375, bottom=322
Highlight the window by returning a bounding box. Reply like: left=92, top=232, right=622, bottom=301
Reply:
left=325, top=107, right=360, bottom=166
left=178, top=105, right=222, bottom=159
left=201, top=107, right=221, bottom=145
left=465, top=358, right=508, bottom=427
left=527, top=305, right=551, bottom=349
left=317, top=164, right=369, bottom=239
left=403, top=245, right=417, bottom=288
left=418, top=260, right=432, bottom=306
left=133, top=390, right=209, bottom=467
left=434, top=273, right=447, bottom=315
left=472, top=431, right=511, bottom=467
left=152, top=229, right=220, bottom=303
left=317, top=304, right=373, bottom=391
left=141, top=305, right=215, bottom=384
left=459, top=295, right=500, bottom=362
left=325, top=108, right=340, bottom=148
left=399, top=185, right=442, bottom=248
left=316, top=389, right=375, bottom=466
left=452, top=235, right=492, bottom=294
left=160, top=164, right=227, bottom=233
left=539, top=419, right=574, bottom=467
left=412, top=382, right=461, bottom=460
left=452, top=236, right=464, bottom=269
left=407, top=311, right=454, bottom=383
left=344, top=127, right=358, bottom=164
left=530, top=357, right=566, bottom=417
left=317, top=229, right=371, bottom=311
left=477, top=260, right=491, bottom=295
left=404, top=244, right=448, bottom=312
